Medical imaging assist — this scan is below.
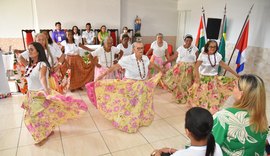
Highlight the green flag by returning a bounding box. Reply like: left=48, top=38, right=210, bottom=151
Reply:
left=218, top=17, right=226, bottom=74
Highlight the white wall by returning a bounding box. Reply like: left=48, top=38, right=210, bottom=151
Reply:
left=0, top=0, right=178, bottom=38
left=121, top=0, right=178, bottom=36
left=36, top=0, right=121, bottom=30
left=178, top=0, right=270, bottom=48
left=0, top=0, right=34, bottom=38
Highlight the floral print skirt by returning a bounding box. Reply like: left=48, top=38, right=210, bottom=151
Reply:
left=22, top=90, right=88, bottom=143
left=188, top=75, right=236, bottom=114
left=162, top=62, right=194, bottom=104
left=86, top=73, right=162, bottom=133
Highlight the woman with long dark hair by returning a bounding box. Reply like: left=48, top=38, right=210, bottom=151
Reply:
left=150, top=107, right=222, bottom=156
left=22, top=42, right=88, bottom=145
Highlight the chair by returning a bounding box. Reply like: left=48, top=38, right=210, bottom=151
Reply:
left=107, top=29, right=119, bottom=46
left=94, top=29, right=101, bottom=45
left=21, top=29, right=35, bottom=50
left=40, top=29, right=53, bottom=41
left=143, top=43, right=152, bottom=59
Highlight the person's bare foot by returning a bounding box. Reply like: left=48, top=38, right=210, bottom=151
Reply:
left=34, top=131, right=54, bottom=146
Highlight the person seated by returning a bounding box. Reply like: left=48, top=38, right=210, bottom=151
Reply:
left=116, top=34, right=132, bottom=56
left=72, top=26, right=82, bottom=46
left=212, top=74, right=268, bottom=156
left=82, top=23, right=96, bottom=45
left=151, top=107, right=223, bottom=156
left=52, top=22, right=66, bottom=44
left=119, top=26, right=131, bottom=43
left=98, top=25, right=109, bottom=45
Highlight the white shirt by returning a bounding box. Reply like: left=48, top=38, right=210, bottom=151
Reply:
left=61, top=40, right=80, bottom=55
left=26, top=62, right=49, bottom=91
left=176, top=45, right=198, bottom=63
left=150, top=40, right=168, bottom=57
left=91, top=46, right=120, bottom=68
left=118, top=54, right=150, bottom=80
left=117, top=43, right=132, bottom=56
left=82, top=30, right=95, bottom=45
left=20, top=45, right=62, bottom=67
left=171, top=143, right=223, bottom=156
left=74, top=34, right=82, bottom=45
left=198, top=52, right=223, bottom=76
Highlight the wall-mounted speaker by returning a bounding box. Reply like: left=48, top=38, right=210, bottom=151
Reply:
left=206, top=18, right=222, bottom=39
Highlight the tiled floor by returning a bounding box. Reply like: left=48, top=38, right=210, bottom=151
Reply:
left=0, top=85, right=269, bottom=156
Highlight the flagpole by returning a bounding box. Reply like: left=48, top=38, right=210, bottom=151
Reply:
left=223, top=4, right=254, bottom=76
left=202, top=5, right=207, bottom=41
left=219, top=4, right=226, bottom=40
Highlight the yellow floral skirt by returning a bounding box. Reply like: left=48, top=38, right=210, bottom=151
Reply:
left=22, top=90, right=88, bottom=143
left=86, top=73, right=162, bottom=133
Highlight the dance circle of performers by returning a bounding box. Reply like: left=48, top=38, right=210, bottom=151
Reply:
left=14, top=34, right=243, bottom=145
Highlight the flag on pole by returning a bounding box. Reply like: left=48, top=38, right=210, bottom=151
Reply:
left=195, top=16, right=207, bottom=53
left=218, top=14, right=227, bottom=74
left=236, top=20, right=249, bottom=73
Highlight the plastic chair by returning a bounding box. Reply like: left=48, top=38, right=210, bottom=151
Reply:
left=21, top=29, right=35, bottom=50
left=108, top=29, right=119, bottom=46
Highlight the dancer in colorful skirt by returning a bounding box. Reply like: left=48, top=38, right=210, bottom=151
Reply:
left=162, top=34, right=198, bottom=104
left=146, top=33, right=171, bottom=78
left=91, top=36, right=123, bottom=80
left=22, top=42, right=88, bottom=145
left=62, top=30, right=95, bottom=92
left=188, top=40, right=239, bottom=114
left=86, top=41, right=163, bottom=133
left=16, top=33, right=68, bottom=94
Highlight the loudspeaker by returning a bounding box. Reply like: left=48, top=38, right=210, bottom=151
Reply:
left=206, top=18, right=222, bottom=39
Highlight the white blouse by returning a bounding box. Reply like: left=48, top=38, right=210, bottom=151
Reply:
left=117, top=43, right=132, bottom=56
left=197, top=52, right=223, bottom=76
left=74, top=34, right=82, bottom=45
left=118, top=54, right=150, bottom=80
left=176, top=45, right=198, bottom=63
left=171, top=143, right=223, bottom=156
left=150, top=40, right=168, bottom=57
left=91, top=46, right=120, bottom=68
left=26, top=62, right=49, bottom=91
left=61, top=40, right=80, bottom=55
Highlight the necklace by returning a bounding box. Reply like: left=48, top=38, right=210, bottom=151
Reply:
left=24, top=63, right=37, bottom=77
left=186, top=46, right=193, bottom=53
left=104, top=50, right=113, bottom=68
left=136, top=58, right=146, bottom=79
left=208, top=53, right=217, bottom=67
